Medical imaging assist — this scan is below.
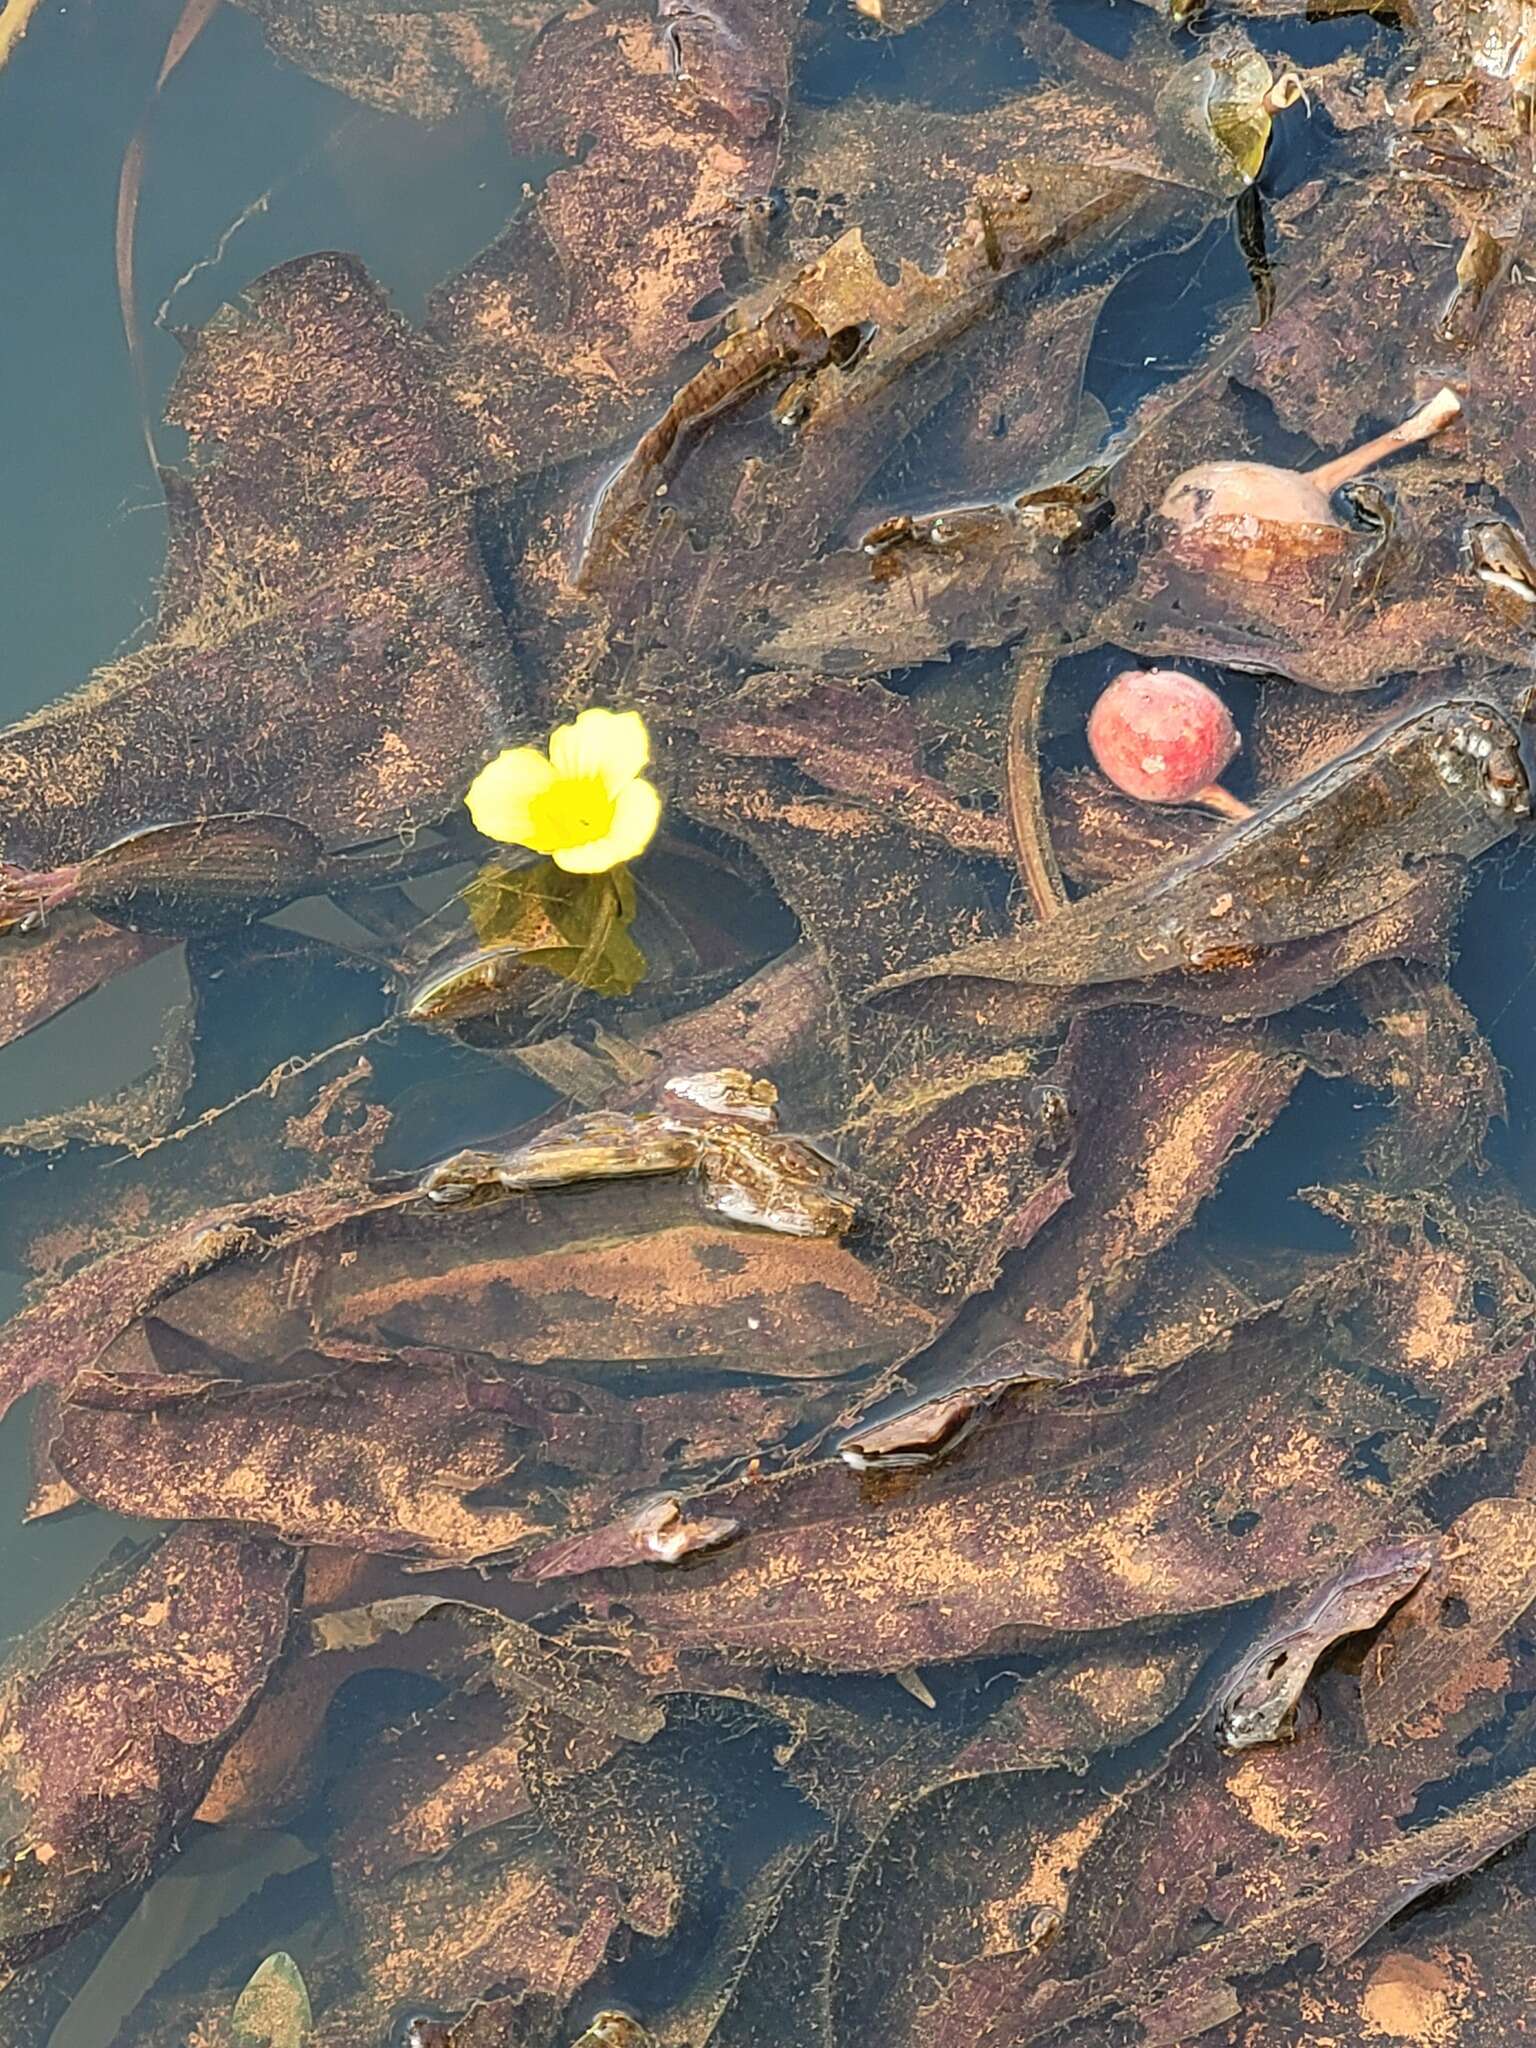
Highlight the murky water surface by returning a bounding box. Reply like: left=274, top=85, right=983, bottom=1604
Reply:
left=5, top=0, right=1536, bottom=2041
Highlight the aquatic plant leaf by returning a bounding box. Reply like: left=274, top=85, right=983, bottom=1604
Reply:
left=231, top=0, right=567, bottom=118
left=1018, top=1700, right=1536, bottom=2045
left=697, top=674, right=1012, bottom=864
left=459, top=858, right=646, bottom=1000
left=0, top=1178, right=362, bottom=1434
left=508, top=946, right=831, bottom=1117
left=1190, top=1831, right=1536, bottom=2046
left=0, top=1887, right=144, bottom=2048
left=920, top=771, right=1466, bottom=1031
left=196, top=1592, right=491, bottom=1828
left=1154, top=33, right=1297, bottom=193
left=578, top=166, right=1150, bottom=613
left=682, top=741, right=1003, bottom=1021
left=954, top=1012, right=1301, bottom=1365
left=0, top=254, right=507, bottom=875
left=0, top=1525, right=298, bottom=1970
left=853, top=1045, right=1078, bottom=1308
left=82, top=1171, right=931, bottom=1384
left=1304, top=1183, right=1536, bottom=1423
left=877, top=698, right=1522, bottom=999
left=1305, top=963, right=1506, bottom=1187
left=820, top=1630, right=1227, bottom=2048
left=43, top=1191, right=881, bottom=1563
left=1362, top=1498, right=1536, bottom=1744
left=558, top=1287, right=1469, bottom=1670
left=232, top=1952, right=312, bottom=2048
left=738, top=488, right=1107, bottom=678
left=430, top=0, right=804, bottom=477
left=329, top=1689, right=553, bottom=1887
left=0, top=919, right=171, bottom=1052
left=331, top=1818, right=624, bottom=2039
left=518, top=1693, right=795, bottom=1937
left=50, top=1356, right=565, bottom=1562
left=1102, top=494, right=1491, bottom=691
left=659, top=1833, right=848, bottom=2048
left=0, top=814, right=359, bottom=938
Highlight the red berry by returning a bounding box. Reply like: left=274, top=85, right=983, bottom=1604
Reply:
left=1087, top=669, right=1240, bottom=806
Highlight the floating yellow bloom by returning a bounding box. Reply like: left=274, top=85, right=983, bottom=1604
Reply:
left=464, top=708, right=662, bottom=873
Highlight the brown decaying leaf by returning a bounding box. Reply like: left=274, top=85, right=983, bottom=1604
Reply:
left=39, top=1163, right=912, bottom=1560
left=0, top=919, right=171, bottom=1052
left=1362, top=1497, right=1536, bottom=1743
left=1184, top=1830, right=1536, bottom=2047
left=50, top=1356, right=564, bottom=1563
left=1012, top=1671, right=1536, bottom=2046
left=230, top=0, right=562, bottom=118
left=877, top=697, right=1524, bottom=1002
left=851, top=1036, right=1078, bottom=1310
left=429, top=0, right=804, bottom=477
left=0, top=1178, right=365, bottom=1433
left=0, top=254, right=508, bottom=874
left=699, top=674, right=1013, bottom=864
left=330, top=1818, right=624, bottom=2038
left=0, top=1524, right=298, bottom=1970
left=1317, top=961, right=1507, bottom=1189
left=1214, top=1534, right=1438, bottom=1748
left=553, top=1281, right=1477, bottom=1671
left=959, top=1011, right=1301, bottom=1366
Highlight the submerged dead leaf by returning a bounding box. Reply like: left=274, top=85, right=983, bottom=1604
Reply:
left=0, top=1525, right=298, bottom=1969
left=430, top=0, right=804, bottom=475
left=1362, top=1498, right=1536, bottom=1743
left=554, top=1278, right=1472, bottom=1670
left=0, top=254, right=507, bottom=875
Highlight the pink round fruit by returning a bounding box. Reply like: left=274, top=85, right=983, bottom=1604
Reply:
left=1087, top=668, right=1241, bottom=807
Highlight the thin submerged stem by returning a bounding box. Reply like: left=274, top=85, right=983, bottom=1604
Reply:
left=1006, top=652, right=1069, bottom=923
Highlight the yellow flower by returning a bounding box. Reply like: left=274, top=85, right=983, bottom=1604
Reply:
left=464, top=708, right=662, bottom=874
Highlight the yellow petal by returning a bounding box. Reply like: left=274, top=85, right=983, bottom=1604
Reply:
left=548, top=707, right=650, bottom=793
left=552, top=777, right=662, bottom=873
left=465, top=747, right=557, bottom=847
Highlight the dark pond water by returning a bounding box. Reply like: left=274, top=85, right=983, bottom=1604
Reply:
left=5, top=0, right=1536, bottom=2041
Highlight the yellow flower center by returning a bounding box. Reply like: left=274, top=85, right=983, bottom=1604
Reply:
left=528, top=774, right=616, bottom=851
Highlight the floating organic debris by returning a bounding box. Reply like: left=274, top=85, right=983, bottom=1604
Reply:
left=1469, top=514, right=1536, bottom=622
left=1156, top=386, right=1462, bottom=588
left=1362, top=1497, right=1536, bottom=1742
left=521, top=1496, right=742, bottom=1581
left=0, top=812, right=413, bottom=937
left=0, top=1527, right=297, bottom=1969
left=19, top=0, right=1536, bottom=2036
left=1215, top=1535, right=1438, bottom=1748
left=422, top=1069, right=856, bottom=1238
left=1154, top=29, right=1306, bottom=194
left=837, top=1355, right=1068, bottom=1471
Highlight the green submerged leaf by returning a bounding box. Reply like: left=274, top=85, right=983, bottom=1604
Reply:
left=462, top=856, right=648, bottom=997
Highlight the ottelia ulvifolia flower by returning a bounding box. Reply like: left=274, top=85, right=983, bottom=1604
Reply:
left=464, top=707, right=661, bottom=874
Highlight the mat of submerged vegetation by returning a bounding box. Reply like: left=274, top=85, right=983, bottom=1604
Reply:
left=7, top=0, right=1536, bottom=2041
